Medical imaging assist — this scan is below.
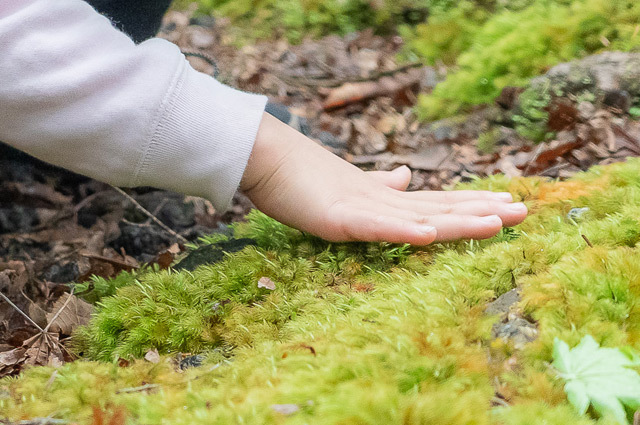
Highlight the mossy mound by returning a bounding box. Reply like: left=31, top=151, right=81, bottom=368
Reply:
left=179, top=0, right=425, bottom=44
left=407, top=0, right=640, bottom=120
left=3, top=159, right=640, bottom=424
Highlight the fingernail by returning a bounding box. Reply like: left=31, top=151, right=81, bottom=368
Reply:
left=507, top=202, right=527, bottom=213
left=417, top=225, right=436, bottom=235
left=479, top=215, right=501, bottom=225
left=394, top=165, right=410, bottom=173
left=492, top=192, right=513, bottom=202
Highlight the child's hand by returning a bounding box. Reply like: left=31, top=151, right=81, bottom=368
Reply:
left=241, top=113, right=527, bottom=245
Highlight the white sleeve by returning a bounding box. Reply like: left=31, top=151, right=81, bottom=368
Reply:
left=0, top=0, right=267, bottom=211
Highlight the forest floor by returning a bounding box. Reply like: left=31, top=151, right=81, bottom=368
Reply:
left=2, top=8, right=640, bottom=379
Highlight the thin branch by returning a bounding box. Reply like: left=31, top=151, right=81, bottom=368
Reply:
left=522, top=143, right=546, bottom=176
left=280, top=61, right=424, bottom=88
left=491, top=396, right=510, bottom=407
left=0, top=292, right=44, bottom=333
left=0, top=419, right=68, bottom=425
left=112, top=186, right=188, bottom=244
left=116, top=383, right=161, bottom=394
left=581, top=234, right=594, bottom=248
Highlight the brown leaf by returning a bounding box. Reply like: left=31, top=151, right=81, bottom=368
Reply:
left=92, top=406, right=128, bottom=425
left=150, top=244, right=181, bottom=270
left=546, top=98, right=578, bottom=132
left=0, top=261, right=33, bottom=298
left=535, top=139, right=583, bottom=166
left=323, top=68, right=424, bottom=111
left=352, top=118, right=388, bottom=154
left=78, top=252, right=139, bottom=282
left=495, top=156, right=522, bottom=178
left=258, top=277, right=276, bottom=290
left=398, top=143, right=455, bottom=171
left=349, top=143, right=457, bottom=172
left=376, top=113, right=407, bottom=135
left=0, top=347, right=26, bottom=367
left=81, top=253, right=139, bottom=271
left=46, top=293, right=94, bottom=335
left=495, top=86, right=525, bottom=110
left=22, top=331, right=65, bottom=367
left=28, top=300, right=48, bottom=329
left=352, top=283, right=375, bottom=293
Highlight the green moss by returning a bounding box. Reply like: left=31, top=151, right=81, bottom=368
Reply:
left=3, top=159, right=640, bottom=424
left=408, top=0, right=640, bottom=121
left=188, top=0, right=425, bottom=44
left=511, top=83, right=553, bottom=142
left=477, top=127, right=502, bottom=153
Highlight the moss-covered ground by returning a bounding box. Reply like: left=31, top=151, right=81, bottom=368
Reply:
left=3, top=158, right=640, bottom=424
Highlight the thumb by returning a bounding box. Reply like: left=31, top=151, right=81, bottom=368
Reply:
left=367, top=165, right=412, bottom=191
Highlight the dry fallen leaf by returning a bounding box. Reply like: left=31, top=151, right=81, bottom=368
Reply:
left=323, top=67, right=425, bottom=111
left=23, top=332, right=65, bottom=367
left=258, top=277, right=276, bottom=290
left=28, top=300, right=49, bottom=329
left=0, top=347, right=26, bottom=368
left=78, top=252, right=139, bottom=282
left=1, top=330, right=66, bottom=377
left=46, top=292, right=94, bottom=335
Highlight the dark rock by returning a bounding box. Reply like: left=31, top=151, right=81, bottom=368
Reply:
left=111, top=222, right=174, bottom=259
left=533, top=52, right=640, bottom=100
left=179, top=354, right=204, bottom=370
left=492, top=316, right=538, bottom=349
left=603, top=89, right=631, bottom=113
left=0, top=238, right=49, bottom=260
left=316, top=131, right=347, bottom=150
left=0, top=206, right=39, bottom=234
left=485, top=288, right=520, bottom=316
left=174, top=238, right=257, bottom=271
left=42, top=262, right=79, bottom=284
left=485, top=289, right=538, bottom=348
left=124, top=191, right=195, bottom=230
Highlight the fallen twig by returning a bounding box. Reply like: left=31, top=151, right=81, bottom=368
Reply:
left=116, top=383, right=161, bottom=394
left=581, top=234, right=594, bottom=248
left=0, top=419, right=68, bottom=425
left=0, top=292, right=44, bottom=333
left=111, top=186, right=188, bottom=244
left=282, top=61, right=424, bottom=88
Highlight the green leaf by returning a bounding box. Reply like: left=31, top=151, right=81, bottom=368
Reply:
left=553, top=335, right=640, bottom=424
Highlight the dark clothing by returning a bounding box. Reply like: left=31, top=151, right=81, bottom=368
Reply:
left=84, top=0, right=172, bottom=43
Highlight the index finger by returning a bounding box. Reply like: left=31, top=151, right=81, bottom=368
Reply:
left=402, top=189, right=514, bottom=204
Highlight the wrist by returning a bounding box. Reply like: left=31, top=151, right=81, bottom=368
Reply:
left=240, top=112, right=303, bottom=194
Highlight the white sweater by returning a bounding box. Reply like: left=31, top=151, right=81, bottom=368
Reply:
left=0, top=0, right=267, bottom=211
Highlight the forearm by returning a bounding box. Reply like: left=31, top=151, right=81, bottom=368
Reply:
left=0, top=0, right=266, bottom=210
